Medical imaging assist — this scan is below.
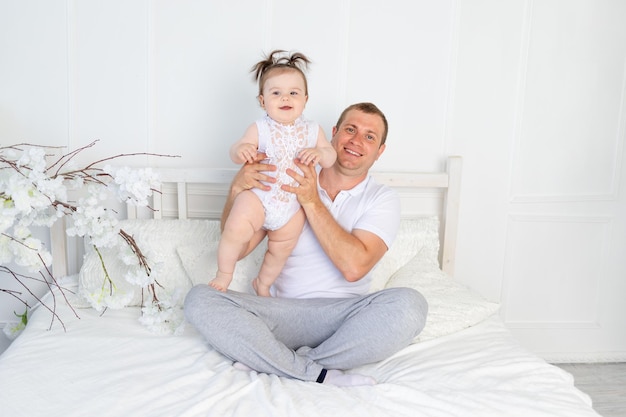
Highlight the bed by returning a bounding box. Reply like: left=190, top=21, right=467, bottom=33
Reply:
left=0, top=157, right=600, bottom=417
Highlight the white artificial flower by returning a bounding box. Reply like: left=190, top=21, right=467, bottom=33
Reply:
left=16, top=146, right=46, bottom=172
left=12, top=225, right=30, bottom=240
left=0, top=226, right=51, bottom=271
left=105, top=165, right=160, bottom=206
left=0, top=235, right=13, bottom=264
left=34, top=175, right=67, bottom=205
left=66, top=175, right=84, bottom=190
left=138, top=288, right=186, bottom=335
left=145, top=258, right=164, bottom=282
left=4, top=175, right=35, bottom=215
left=119, top=246, right=140, bottom=266
left=139, top=297, right=186, bottom=335
left=67, top=192, right=120, bottom=248
left=124, top=267, right=153, bottom=287
left=2, top=143, right=165, bottom=334
left=11, top=235, right=52, bottom=272
left=81, top=285, right=135, bottom=312
left=0, top=205, right=17, bottom=233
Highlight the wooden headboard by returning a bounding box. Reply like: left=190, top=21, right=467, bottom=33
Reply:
left=51, top=156, right=462, bottom=277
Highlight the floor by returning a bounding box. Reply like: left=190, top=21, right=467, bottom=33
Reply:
left=555, top=363, right=626, bottom=417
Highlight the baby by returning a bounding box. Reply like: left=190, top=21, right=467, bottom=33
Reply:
left=209, top=50, right=336, bottom=296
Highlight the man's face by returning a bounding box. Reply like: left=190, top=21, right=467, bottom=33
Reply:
left=331, top=109, right=386, bottom=175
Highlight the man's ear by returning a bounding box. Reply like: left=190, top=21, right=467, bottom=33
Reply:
left=375, top=143, right=386, bottom=160
left=330, top=126, right=338, bottom=145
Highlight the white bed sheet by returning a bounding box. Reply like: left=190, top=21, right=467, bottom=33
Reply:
left=0, top=283, right=599, bottom=417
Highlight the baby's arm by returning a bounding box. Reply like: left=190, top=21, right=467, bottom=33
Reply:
left=297, top=129, right=337, bottom=168
left=230, top=123, right=260, bottom=164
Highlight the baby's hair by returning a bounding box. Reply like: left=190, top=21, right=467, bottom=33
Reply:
left=251, top=50, right=312, bottom=96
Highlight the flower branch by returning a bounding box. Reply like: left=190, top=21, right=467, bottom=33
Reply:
left=1, top=141, right=180, bottom=336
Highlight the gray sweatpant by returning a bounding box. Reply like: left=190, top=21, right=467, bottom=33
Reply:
left=183, top=285, right=428, bottom=381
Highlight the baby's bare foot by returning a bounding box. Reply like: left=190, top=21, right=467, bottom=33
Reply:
left=208, top=280, right=226, bottom=292
left=209, top=271, right=232, bottom=292
left=252, top=278, right=271, bottom=296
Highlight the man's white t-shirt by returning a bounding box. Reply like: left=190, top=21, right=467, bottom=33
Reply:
left=272, top=174, right=401, bottom=299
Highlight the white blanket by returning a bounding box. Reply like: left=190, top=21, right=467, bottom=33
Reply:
left=0, top=288, right=599, bottom=417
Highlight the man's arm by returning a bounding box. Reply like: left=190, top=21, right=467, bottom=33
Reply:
left=283, top=161, right=388, bottom=282
left=220, top=155, right=275, bottom=230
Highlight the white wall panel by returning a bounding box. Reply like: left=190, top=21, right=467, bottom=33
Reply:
left=345, top=0, right=456, bottom=172
left=511, top=0, right=626, bottom=201
left=501, top=0, right=626, bottom=360
left=446, top=0, right=526, bottom=300
left=150, top=0, right=268, bottom=169
left=0, top=0, right=68, bottom=146
left=68, top=0, right=149, bottom=165
left=267, top=0, right=347, bottom=131
left=501, top=215, right=608, bottom=326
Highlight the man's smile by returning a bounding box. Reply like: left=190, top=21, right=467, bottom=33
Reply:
left=344, top=147, right=362, bottom=157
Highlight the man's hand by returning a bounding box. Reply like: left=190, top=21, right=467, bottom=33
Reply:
left=282, top=159, right=320, bottom=207
left=222, top=153, right=276, bottom=231
left=231, top=153, right=276, bottom=195
left=282, top=158, right=387, bottom=282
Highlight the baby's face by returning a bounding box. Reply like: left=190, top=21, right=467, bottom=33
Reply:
left=259, top=70, right=308, bottom=125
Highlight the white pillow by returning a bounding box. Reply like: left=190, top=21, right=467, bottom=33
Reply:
left=177, top=217, right=440, bottom=295
left=385, top=251, right=500, bottom=342
left=176, top=239, right=267, bottom=294
left=369, top=217, right=440, bottom=292
left=78, top=219, right=220, bottom=307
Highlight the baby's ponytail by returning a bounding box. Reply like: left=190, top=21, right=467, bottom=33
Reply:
left=251, top=50, right=311, bottom=96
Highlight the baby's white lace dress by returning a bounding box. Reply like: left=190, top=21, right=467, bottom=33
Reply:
left=251, top=115, right=319, bottom=230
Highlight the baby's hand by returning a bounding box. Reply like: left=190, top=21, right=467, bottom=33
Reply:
left=236, top=143, right=259, bottom=164
left=297, top=148, right=321, bottom=165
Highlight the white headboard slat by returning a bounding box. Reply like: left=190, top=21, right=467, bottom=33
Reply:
left=50, top=156, right=462, bottom=277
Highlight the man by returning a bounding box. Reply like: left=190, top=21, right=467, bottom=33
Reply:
left=184, top=102, right=427, bottom=386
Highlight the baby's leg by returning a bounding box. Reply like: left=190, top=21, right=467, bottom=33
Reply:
left=211, top=191, right=265, bottom=291
left=253, top=208, right=305, bottom=296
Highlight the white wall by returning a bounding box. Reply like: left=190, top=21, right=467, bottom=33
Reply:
left=1, top=0, right=625, bottom=361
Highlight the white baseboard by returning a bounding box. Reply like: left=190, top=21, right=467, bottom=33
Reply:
left=543, top=351, right=626, bottom=364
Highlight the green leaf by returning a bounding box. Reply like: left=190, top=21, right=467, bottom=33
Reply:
left=14, top=309, right=28, bottom=326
